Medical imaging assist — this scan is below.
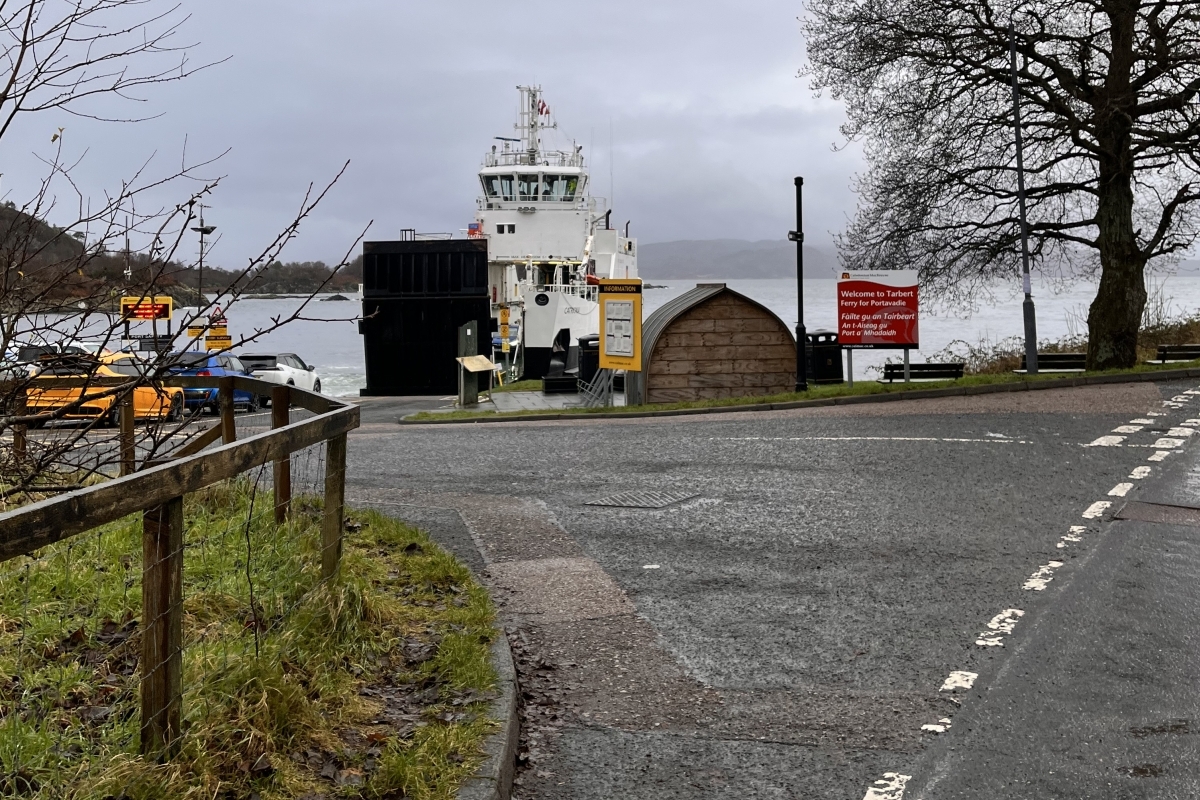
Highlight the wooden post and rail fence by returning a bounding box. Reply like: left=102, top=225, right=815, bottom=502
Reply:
left=0, top=375, right=359, bottom=758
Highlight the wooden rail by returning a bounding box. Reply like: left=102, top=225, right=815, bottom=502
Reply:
left=0, top=375, right=359, bottom=757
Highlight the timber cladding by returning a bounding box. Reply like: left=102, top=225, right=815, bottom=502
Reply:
left=639, top=287, right=797, bottom=404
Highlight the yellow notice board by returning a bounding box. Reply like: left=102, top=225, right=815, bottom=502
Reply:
left=598, top=279, right=642, bottom=371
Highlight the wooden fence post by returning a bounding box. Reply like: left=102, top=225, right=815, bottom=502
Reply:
left=141, top=496, right=184, bottom=758
left=119, top=391, right=136, bottom=476
left=321, top=432, right=347, bottom=580
left=272, top=386, right=291, bottom=523
left=218, top=377, right=236, bottom=444
left=12, top=389, right=26, bottom=464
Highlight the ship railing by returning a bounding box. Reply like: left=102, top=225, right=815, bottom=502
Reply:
left=485, top=151, right=583, bottom=168
left=536, top=283, right=599, bottom=302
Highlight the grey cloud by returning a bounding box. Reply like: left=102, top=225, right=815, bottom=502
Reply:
left=0, top=0, right=861, bottom=266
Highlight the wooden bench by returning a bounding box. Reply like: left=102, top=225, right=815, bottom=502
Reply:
left=1154, top=344, right=1200, bottom=364
left=881, top=362, right=965, bottom=382
left=1016, top=352, right=1086, bottom=373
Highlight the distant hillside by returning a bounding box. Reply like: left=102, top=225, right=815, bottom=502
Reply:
left=638, top=239, right=839, bottom=280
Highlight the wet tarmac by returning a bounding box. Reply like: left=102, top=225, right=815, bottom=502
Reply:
left=344, top=379, right=1200, bottom=799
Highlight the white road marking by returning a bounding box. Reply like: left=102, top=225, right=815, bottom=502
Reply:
left=1153, top=438, right=1186, bottom=449
left=709, top=436, right=1026, bottom=444
left=921, top=719, right=952, bottom=734
left=940, top=671, right=978, bottom=691
left=642, top=564, right=660, bottom=569
left=1130, top=466, right=1152, bottom=479
left=1148, top=451, right=1173, bottom=462
left=1108, top=483, right=1134, bottom=497
left=1171, top=395, right=1192, bottom=402
left=976, top=608, right=1025, bottom=646
left=1131, top=418, right=1155, bottom=424
left=863, top=773, right=911, bottom=800
left=1087, top=435, right=1126, bottom=447
left=1082, top=501, right=1112, bottom=519
left=1112, top=425, right=1143, bottom=434
left=1168, top=427, right=1196, bottom=437
left=1056, top=525, right=1087, bottom=549
left=1181, top=420, right=1200, bottom=427
left=1149, top=411, right=1166, bottom=416
left=1024, top=561, right=1064, bottom=590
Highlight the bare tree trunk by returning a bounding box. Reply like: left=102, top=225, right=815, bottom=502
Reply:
left=1086, top=5, right=1145, bottom=371
left=1086, top=170, right=1146, bottom=369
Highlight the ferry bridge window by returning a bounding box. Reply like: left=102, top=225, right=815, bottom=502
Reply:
left=518, top=174, right=541, bottom=201
left=482, top=176, right=499, bottom=198
left=543, top=175, right=578, bottom=201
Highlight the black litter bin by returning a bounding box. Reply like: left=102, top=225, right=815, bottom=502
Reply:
left=577, top=334, right=601, bottom=386
left=805, top=330, right=844, bottom=384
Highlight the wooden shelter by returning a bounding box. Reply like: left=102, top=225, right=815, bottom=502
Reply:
left=626, top=284, right=796, bottom=404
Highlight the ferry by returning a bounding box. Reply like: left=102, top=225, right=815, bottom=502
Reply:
left=472, top=86, right=637, bottom=379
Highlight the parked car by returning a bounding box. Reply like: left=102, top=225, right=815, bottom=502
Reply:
left=240, top=353, right=321, bottom=394
left=165, top=352, right=260, bottom=413
left=24, top=354, right=183, bottom=426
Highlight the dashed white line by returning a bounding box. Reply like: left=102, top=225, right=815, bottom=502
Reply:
left=976, top=608, right=1025, bottom=646
left=1148, top=450, right=1173, bottom=462
left=1168, top=427, right=1196, bottom=437
left=921, top=717, right=953, bottom=734
left=1112, top=425, right=1144, bottom=434
left=1087, top=435, right=1126, bottom=447
left=1082, top=501, right=1112, bottom=519
left=1057, top=525, right=1087, bottom=549
left=940, top=671, right=979, bottom=691
left=1153, top=437, right=1186, bottom=449
left=863, top=773, right=911, bottom=800
left=1130, top=466, right=1152, bottom=479
left=642, top=564, right=660, bottom=570
left=1130, top=418, right=1155, bottom=424
left=1024, top=561, right=1064, bottom=590
left=1108, top=483, right=1134, bottom=497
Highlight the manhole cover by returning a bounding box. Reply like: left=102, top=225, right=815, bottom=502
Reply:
left=586, top=490, right=700, bottom=509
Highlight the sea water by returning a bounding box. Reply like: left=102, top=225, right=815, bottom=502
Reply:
left=162, top=277, right=1200, bottom=396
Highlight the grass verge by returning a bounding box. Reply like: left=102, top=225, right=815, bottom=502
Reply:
left=407, top=358, right=1200, bottom=422
left=0, top=479, right=497, bottom=799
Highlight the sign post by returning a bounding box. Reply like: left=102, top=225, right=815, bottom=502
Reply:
left=837, top=271, right=920, bottom=381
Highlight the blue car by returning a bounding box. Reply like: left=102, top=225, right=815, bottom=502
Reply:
left=166, top=352, right=260, bottom=413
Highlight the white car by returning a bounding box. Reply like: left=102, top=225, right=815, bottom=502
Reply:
left=240, top=353, right=321, bottom=396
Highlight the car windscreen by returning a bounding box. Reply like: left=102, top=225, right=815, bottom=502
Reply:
left=18, top=346, right=53, bottom=363
left=165, top=353, right=210, bottom=370
left=241, top=355, right=277, bottom=369
left=107, top=360, right=146, bottom=377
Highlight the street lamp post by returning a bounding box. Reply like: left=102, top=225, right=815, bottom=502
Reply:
left=1009, top=23, right=1039, bottom=374
left=190, top=205, right=216, bottom=310
left=789, top=176, right=808, bottom=391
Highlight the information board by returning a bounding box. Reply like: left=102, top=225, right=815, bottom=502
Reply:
left=598, top=279, right=642, bottom=371
left=837, top=270, right=919, bottom=349
left=120, top=296, right=174, bottom=321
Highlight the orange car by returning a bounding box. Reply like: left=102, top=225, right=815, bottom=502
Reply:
left=25, top=354, right=184, bottom=426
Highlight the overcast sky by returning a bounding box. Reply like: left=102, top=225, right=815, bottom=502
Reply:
left=1, top=1, right=861, bottom=269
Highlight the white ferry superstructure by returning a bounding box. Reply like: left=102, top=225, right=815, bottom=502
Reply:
left=472, top=85, right=637, bottom=379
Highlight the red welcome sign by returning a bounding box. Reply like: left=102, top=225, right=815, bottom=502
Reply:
left=837, top=270, right=919, bottom=349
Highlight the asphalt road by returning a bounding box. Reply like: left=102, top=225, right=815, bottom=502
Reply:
left=344, top=380, right=1200, bottom=799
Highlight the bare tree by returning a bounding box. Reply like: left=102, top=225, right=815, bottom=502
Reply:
left=0, top=2, right=364, bottom=505
left=803, top=0, right=1200, bottom=369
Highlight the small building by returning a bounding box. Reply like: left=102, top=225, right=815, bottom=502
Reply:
left=626, top=283, right=796, bottom=405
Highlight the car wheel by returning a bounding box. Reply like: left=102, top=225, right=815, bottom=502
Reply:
left=312, top=379, right=321, bottom=393
left=167, top=394, right=183, bottom=422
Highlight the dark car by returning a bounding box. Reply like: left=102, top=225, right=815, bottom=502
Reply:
left=165, top=352, right=259, bottom=413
